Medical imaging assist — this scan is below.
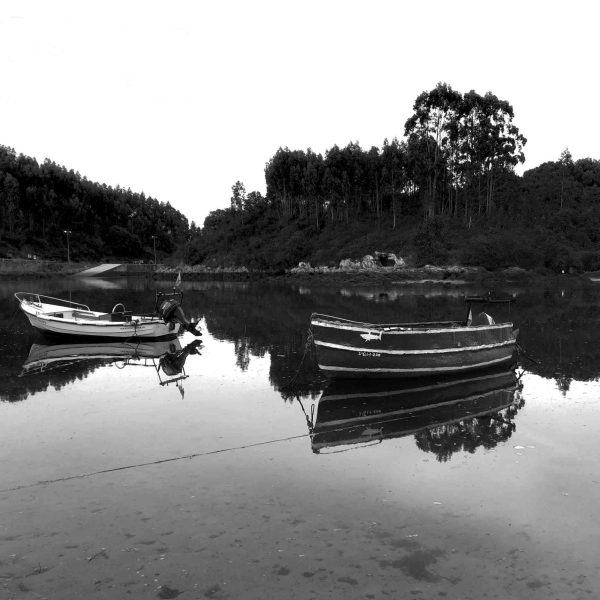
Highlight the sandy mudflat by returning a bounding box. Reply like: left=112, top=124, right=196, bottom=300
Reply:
left=2, top=433, right=598, bottom=600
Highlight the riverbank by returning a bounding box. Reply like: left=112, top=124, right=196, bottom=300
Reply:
left=0, top=259, right=591, bottom=286
left=153, top=263, right=572, bottom=286
left=0, top=259, right=91, bottom=278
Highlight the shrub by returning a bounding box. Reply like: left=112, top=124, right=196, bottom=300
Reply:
left=459, top=231, right=543, bottom=270
left=580, top=250, right=600, bottom=272
left=413, top=217, right=449, bottom=265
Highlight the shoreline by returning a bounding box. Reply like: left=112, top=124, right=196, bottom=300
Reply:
left=152, top=264, right=572, bottom=286
left=0, top=259, right=90, bottom=278
left=0, top=260, right=591, bottom=286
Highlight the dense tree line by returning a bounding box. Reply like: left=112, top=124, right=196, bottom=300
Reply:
left=0, top=145, right=190, bottom=261
left=257, top=83, right=526, bottom=229
left=190, top=83, right=600, bottom=273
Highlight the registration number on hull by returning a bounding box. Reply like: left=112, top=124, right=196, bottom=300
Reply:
left=358, top=351, right=381, bottom=357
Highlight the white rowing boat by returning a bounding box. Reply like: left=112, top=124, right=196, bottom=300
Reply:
left=19, top=337, right=202, bottom=388
left=14, top=292, right=200, bottom=340
left=20, top=338, right=183, bottom=374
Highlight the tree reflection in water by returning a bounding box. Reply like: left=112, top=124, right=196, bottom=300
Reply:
left=190, top=280, right=600, bottom=395
left=4, top=337, right=202, bottom=401
left=307, top=371, right=525, bottom=460
left=414, top=383, right=525, bottom=461
left=4, top=279, right=600, bottom=404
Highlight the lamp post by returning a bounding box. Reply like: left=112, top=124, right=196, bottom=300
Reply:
left=151, top=235, right=157, bottom=265
left=63, top=230, right=72, bottom=264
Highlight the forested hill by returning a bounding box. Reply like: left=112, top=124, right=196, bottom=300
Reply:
left=4, top=82, right=600, bottom=274
left=190, top=83, right=600, bottom=274
left=0, top=145, right=190, bottom=261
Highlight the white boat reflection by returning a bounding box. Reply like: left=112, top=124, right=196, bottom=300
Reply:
left=300, top=368, right=521, bottom=456
left=20, top=338, right=202, bottom=389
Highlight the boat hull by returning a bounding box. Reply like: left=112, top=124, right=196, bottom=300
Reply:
left=23, top=312, right=176, bottom=339
left=18, top=295, right=178, bottom=340
left=22, top=338, right=182, bottom=373
left=311, top=368, right=519, bottom=452
left=311, top=314, right=517, bottom=379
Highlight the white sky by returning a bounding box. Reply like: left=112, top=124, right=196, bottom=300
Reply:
left=1, top=0, right=598, bottom=227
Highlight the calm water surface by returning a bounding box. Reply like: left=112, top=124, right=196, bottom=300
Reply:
left=1, top=277, right=599, bottom=599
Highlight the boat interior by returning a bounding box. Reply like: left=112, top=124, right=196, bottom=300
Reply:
left=17, top=294, right=142, bottom=323
left=64, top=310, right=134, bottom=322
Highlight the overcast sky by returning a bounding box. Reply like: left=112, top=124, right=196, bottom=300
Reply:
left=1, top=0, right=598, bottom=227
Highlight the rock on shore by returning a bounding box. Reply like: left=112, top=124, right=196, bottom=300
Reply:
left=289, top=253, right=487, bottom=281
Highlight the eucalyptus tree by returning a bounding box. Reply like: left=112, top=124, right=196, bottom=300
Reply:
left=265, top=148, right=293, bottom=218
left=342, top=141, right=369, bottom=219
left=456, top=90, right=526, bottom=217
left=366, top=146, right=383, bottom=218
left=381, top=138, right=406, bottom=229
left=404, top=82, right=462, bottom=218
left=322, top=145, right=344, bottom=223
left=404, top=84, right=526, bottom=223
left=303, top=149, right=324, bottom=229
left=559, top=148, right=573, bottom=209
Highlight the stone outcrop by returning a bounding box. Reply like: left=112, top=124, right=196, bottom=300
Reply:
left=288, top=258, right=495, bottom=282
left=338, top=258, right=361, bottom=270
left=290, top=252, right=408, bottom=273
left=361, top=255, right=377, bottom=269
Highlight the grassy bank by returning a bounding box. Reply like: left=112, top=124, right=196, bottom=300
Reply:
left=153, top=263, right=576, bottom=286
left=0, top=259, right=88, bottom=278
left=3, top=259, right=583, bottom=286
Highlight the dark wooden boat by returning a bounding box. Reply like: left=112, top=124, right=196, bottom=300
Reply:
left=307, top=368, right=519, bottom=453
left=310, top=305, right=518, bottom=379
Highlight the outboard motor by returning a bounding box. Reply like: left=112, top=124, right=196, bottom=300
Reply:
left=156, top=295, right=201, bottom=336
left=160, top=339, right=202, bottom=376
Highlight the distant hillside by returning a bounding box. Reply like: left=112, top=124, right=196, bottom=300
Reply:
left=0, top=145, right=191, bottom=262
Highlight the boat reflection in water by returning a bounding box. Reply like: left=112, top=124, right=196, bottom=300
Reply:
left=20, top=337, right=202, bottom=393
left=302, top=368, right=523, bottom=459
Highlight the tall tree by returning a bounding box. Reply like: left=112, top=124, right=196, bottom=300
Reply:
left=404, top=82, right=462, bottom=218
left=381, top=138, right=406, bottom=229
left=559, top=148, right=573, bottom=209
left=230, top=180, right=247, bottom=223
left=460, top=91, right=526, bottom=215
left=405, top=85, right=526, bottom=222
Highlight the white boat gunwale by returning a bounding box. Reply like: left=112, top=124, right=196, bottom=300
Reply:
left=314, top=338, right=515, bottom=355
left=317, top=355, right=514, bottom=374
left=15, top=292, right=91, bottom=311
left=315, top=387, right=518, bottom=430
left=311, top=313, right=513, bottom=335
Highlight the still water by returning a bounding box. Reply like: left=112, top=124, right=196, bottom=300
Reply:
left=1, top=277, right=599, bottom=599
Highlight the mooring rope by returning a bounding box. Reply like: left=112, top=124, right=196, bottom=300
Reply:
left=0, top=393, right=521, bottom=494
left=515, top=341, right=539, bottom=371
left=5, top=299, right=25, bottom=330
left=0, top=433, right=311, bottom=494
left=281, top=327, right=315, bottom=390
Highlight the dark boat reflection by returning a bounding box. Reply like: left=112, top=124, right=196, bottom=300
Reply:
left=302, top=368, right=523, bottom=459
left=20, top=337, right=202, bottom=390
